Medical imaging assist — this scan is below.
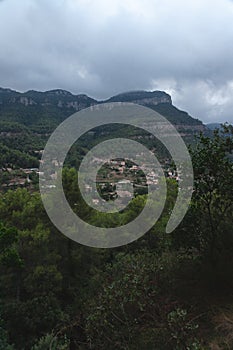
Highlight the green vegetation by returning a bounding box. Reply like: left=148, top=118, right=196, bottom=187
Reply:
left=0, top=88, right=206, bottom=189
left=0, top=143, right=39, bottom=169
left=0, top=125, right=232, bottom=349
left=0, top=88, right=232, bottom=348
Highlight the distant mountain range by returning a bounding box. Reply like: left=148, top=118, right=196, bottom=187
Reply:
left=205, top=123, right=222, bottom=130
left=0, top=87, right=212, bottom=169
left=0, top=87, right=205, bottom=136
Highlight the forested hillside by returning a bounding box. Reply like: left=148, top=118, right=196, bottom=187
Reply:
left=0, top=119, right=232, bottom=348
left=0, top=88, right=232, bottom=349
left=0, top=88, right=206, bottom=172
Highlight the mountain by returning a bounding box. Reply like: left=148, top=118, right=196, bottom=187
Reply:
left=0, top=87, right=97, bottom=110
left=0, top=87, right=205, bottom=132
left=105, top=90, right=205, bottom=138
left=105, top=90, right=172, bottom=105
left=0, top=87, right=207, bottom=168
left=206, top=123, right=222, bottom=130
left=0, top=87, right=97, bottom=133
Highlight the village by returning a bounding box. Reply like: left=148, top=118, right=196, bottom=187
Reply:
left=0, top=148, right=181, bottom=207
left=75, top=155, right=181, bottom=206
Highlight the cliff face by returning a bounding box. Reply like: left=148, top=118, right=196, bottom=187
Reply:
left=0, top=88, right=172, bottom=109
left=0, top=88, right=97, bottom=111
left=106, top=90, right=172, bottom=106
left=0, top=87, right=205, bottom=137
left=105, top=90, right=205, bottom=134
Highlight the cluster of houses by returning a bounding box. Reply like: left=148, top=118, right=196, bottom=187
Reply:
left=81, top=155, right=181, bottom=206
left=1, top=149, right=182, bottom=206
left=0, top=167, right=40, bottom=188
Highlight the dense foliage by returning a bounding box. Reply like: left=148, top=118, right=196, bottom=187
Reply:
left=0, top=126, right=232, bottom=349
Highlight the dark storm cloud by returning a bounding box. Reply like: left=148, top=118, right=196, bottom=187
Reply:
left=0, top=0, right=233, bottom=123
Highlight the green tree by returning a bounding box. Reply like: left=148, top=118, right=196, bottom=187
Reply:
left=173, top=125, right=233, bottom=288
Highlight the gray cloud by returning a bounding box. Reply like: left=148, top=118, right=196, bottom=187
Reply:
left=0, top=0, right=233, bottom=123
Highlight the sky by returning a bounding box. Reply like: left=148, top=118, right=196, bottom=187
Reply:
left=0, top=0, right=233, bottom=123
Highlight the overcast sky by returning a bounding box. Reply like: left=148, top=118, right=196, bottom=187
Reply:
left=0, top=0, right=233, bottom=123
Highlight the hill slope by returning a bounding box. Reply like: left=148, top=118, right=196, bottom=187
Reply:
left=0, top=87, right=205, bottom=132
left=0, top=87, right=206, bottom=168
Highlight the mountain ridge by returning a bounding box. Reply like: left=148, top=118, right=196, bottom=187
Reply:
left=0, top=87, right=207, bottom=169
left=0, top=87, right=205, bottom=140
left=0, top=87, right=173, bottom=108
